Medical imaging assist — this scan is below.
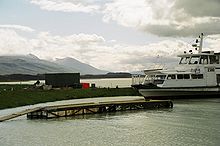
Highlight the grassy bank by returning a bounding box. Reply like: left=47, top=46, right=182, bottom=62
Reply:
left=0, top=84, right=140, bottom=110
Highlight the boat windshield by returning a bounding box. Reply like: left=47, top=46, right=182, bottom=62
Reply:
left=155, top=75, right=166, bottom=80
left=179, top=57, right=190, bottom=64
left=144, top=74, right=166, bottom=85
left=199, top=55, right=208, bottom=64
left=179, top=56, right=201, bottom=64
left=189, top=56, right=200, bottom=64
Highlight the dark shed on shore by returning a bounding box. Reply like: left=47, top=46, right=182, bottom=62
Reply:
left=45, top=73, right=80, bottom=87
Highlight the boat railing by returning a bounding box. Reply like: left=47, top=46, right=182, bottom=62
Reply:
left=132, top=74, right=145, bottom=85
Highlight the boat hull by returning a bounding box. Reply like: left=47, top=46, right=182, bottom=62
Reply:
left=139, top=87, right=220, bottom=99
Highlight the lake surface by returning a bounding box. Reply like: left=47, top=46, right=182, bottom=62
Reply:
left=0, top=97, right=220, bottom=146
left=0, top=78, right=132, bottom=88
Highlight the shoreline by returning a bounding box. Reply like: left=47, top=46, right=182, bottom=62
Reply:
left=0, top=73, right=132, bottom=82
left=0, top=84, right=140, bottom=110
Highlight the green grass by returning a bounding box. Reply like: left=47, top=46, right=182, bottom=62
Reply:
left=0, top=84, right=140, bottom=110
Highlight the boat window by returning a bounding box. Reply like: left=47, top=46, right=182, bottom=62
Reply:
left=179, top=57, right=190, bottom=64
left=199, top=56, right=208, bottom=64
left=191, top=74, right=203, bottom=79
left=177, top=74, right=190, bottom=79
left=210, top=55, right=219, bottom=64
left=217, top=56, right=220, bottom=64
left=153, top=80, right=165, bottom=84
left=145, top=75, right=155, bottom=81
left=177, top=74, right=184, bottom=79
left=189, top=56, right=200, bottom=64
left=183, top=74, right=190, bottom=79
left=155, top=75, right=166, bottom=80
left=153, top=75, right=166, bottom=84
left=208, top=68, right=215, bottom=72
left=217, top=74, right=220, bottom=84
left=167, top=74, right=176, bottom=80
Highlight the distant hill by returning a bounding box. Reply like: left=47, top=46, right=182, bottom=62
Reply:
left=0, top=54, right=107, bottom=75
left=54, top=57, right=107, bottom=75
left=81, top=72, right=131, bottom=79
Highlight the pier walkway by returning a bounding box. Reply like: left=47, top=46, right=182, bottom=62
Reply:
left=0, top=98, right=173, bottom=122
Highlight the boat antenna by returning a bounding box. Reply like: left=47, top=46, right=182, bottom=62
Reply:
left=192, top=33, right=204, bottom=53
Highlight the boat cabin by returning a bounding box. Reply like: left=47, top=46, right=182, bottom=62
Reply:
left=178, top=52, right=220, bottom=65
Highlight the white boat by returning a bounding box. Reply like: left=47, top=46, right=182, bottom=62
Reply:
left=132, top=33, right=220, bottom=99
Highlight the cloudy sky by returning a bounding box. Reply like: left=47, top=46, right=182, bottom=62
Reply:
left=1, top=0, right=220, bottom=72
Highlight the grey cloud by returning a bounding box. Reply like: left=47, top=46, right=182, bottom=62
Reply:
left=103, top=0, right=220, bottom=37
left=175, top=0, right=220, bottom=17
left=145, top=0, right=220, bottom=37
left=145, top=19, right=220, bottom=37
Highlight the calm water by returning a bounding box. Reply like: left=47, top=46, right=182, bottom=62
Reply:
left=0, top=78, right=132, bottom=88
left=0, top=97, right=220, bottom=146
left=0, top=79, right=220, bottom=145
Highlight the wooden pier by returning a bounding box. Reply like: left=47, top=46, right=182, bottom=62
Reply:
left=0, top=107, right=42, bottom=122
left=0, top=99, right=173, bottom=122
left=27, top=99, right=173, bottom=119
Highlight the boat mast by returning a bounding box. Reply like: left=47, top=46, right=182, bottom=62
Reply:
left=198, top=33, right=204, bottom=53
left=192, top=33, right=204, bottom=53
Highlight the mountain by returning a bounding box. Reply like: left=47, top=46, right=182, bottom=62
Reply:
left=0, top=54, right=70, bottom=75
left=54, top=57, right=107, bottom=75
left=0, top=54, right=107, bottom=75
